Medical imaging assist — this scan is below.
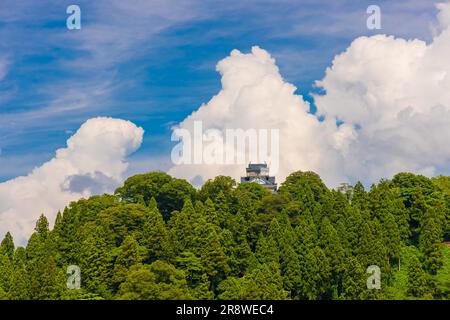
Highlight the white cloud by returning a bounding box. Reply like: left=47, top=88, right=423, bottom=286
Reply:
left=0, top=117, right=143, bottom=244
left=314, top=1, right=450, bottom=183
left=169, top=46, right=349, bottom=186
left=169, top=2, right=450, bottom=190
left=437, top=1, right=450, bottom=30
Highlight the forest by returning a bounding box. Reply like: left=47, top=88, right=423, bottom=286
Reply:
left=0, top=170, right=449, bottom=300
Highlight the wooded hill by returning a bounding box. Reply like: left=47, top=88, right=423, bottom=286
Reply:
left=0, top=171, right=449, bottom=300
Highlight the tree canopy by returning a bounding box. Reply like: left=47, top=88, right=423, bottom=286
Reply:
left=0, top=170, right=449, bottom=300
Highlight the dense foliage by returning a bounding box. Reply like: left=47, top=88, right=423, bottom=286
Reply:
left=0, top=171, right=449, bottom=300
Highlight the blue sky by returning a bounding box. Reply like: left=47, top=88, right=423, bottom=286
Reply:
left=0, top=0, right=440, bottom=182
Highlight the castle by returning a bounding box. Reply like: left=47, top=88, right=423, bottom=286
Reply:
left=240, top=163, right=277, bottom=192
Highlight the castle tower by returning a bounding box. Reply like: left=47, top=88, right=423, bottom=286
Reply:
left=240, top=163, right=277, bottom=192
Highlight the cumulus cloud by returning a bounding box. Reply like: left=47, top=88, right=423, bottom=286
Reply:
left=0, top=117, right=143, bottom=244
left=169, top=46, right=350, bottom=186
left=437, top=1, right=450, bottom=31
left=314, top=1, right=450, bottom=183
left=169, top=2, right=450, bottom=189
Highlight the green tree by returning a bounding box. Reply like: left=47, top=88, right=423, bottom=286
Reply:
left=340, top=257, right=366, bottom=300
left=142, top=198, right=172, bottom=262
left=97, top=203, right=149, bottom=246
left=279, top=245, right=301, bottom=297
left=169, top=199, right=196, bottom=252
left=198, top=176, right=236, bottom=203
left=255, top=233, right=279, bottom=265
left=157, top=178, right=196, bottom=220
left=79, top=228, right=112, bottom=298
left=199, top=226, right=229, bottom=289
left=117, top=261, right=191, bottom=300
left=0, top=252, right=13, bottom=297
left=0, top=232, right=15, bottom=259
left=8, top=267, right=31, bottom=300
left=407, top=256, right=429, bottom=298
left=112, top=235, right=142, bottom=288
left=419, top=217, right=443, bottom=274
left=35, top=214, right=49, bottom=237
left=279, top=171, right=329, bottom=205
left=115, top=171, right=172, bottom=204
left=296, top=246, right=331, bottom=299
left=218, top=263, right=288, bottom=300
left=319, top=218, right=345, bottom=278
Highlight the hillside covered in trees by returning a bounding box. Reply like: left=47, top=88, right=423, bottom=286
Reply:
left=0, top=171, right=449, bottom=300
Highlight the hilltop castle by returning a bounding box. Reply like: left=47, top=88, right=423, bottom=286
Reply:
left=240, top=163, right=277, bottom=192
